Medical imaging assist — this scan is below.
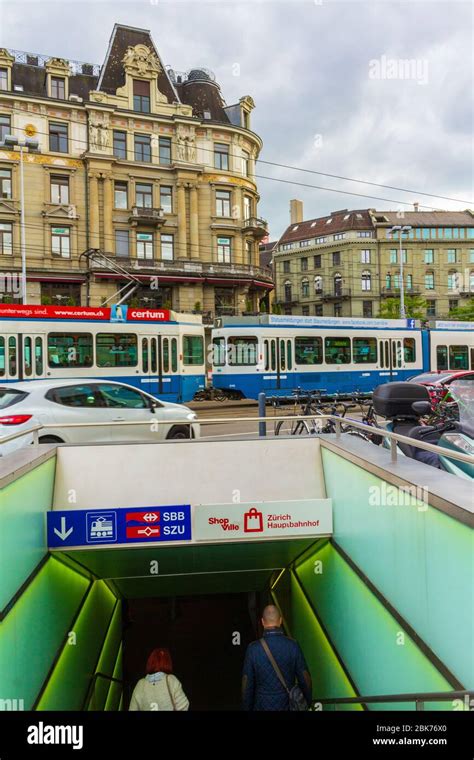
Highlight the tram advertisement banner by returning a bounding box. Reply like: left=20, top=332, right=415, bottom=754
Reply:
left=0, top=304, right=171, bottom=322
left=193, top=499, right=332, bottom=542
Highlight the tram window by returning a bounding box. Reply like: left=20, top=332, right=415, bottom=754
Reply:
left=48, top=334, right=93, bottom=368
left=324, top=337, right=350, bottom=364
left=0, top=337, right=5, bottom=376
left=228, top=336, right=258, bottom=366
left=24, top=337, right=32, bottom=376
left=264, top=340, right=269, bottom=371
left=436, top=345, right=448, bottom=370
left=171, top=338, right=178, bottom=372
left=96, top=334, right=137, bottom=367
left=270, top=340, right=276, bottom=371
left=287, top=340, right=292, bottom=371
left=280, top=340, right=286, bottom=370
left=163, top=338, right=169, bottom=372
left=392, top=341, right=402, bottom=368
left=35, top=338, right=43, bottom=375
left=449, top=345, right=468, bottom=370
left=403, top=338, right=416, bottom=363
left=150, top=339, right=157, bottom=373
left=353, top=338, right=377, bottom=363
left=471, top=348, right=474, bottom=370
left=212, top=337, right=225, bottom=367
left=183, top=335, right=204, bottom=365
left=295, top=337, right=322, bottom=365
left=142, top=338, right=149, bottom=373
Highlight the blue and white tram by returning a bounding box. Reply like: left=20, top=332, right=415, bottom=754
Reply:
left=211, top=315, right=473, bottom=398
left=0, top=304, right=205, bottom=403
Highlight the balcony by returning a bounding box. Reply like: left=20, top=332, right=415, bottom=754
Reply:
left=128, top=206, right=165, bottom=227
left=381, top=287, right=421, bottom=297
left=322, top=288, right=351, bottom=302
left=242, top=216, right=269, bottom=239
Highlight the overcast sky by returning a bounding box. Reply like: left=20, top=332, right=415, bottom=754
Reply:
left=1, top=0, right=472, bottom=239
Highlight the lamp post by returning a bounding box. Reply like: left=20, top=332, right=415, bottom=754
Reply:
left=0, top=135, right=41, bottom=304
left=389, top=224, right=412, bottom=318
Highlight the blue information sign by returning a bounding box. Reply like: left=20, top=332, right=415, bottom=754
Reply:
left=47, top=505, right=192, bottom=549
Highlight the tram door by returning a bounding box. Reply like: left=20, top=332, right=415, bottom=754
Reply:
left=0, top=335, right=19, bottom=381
left=263, top=337, right=291, bottom=390
left=19, top=334, right=45, bottom=380
left=141, top=336, right=159, bottom=398
left=379, top=337, right=403, bottom=378
left=160, top=335, right=179, bottom=398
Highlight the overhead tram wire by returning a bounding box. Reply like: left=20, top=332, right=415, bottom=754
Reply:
left=2, top=104, right=472, bottom=208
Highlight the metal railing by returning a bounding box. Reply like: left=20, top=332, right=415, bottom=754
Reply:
left=8, top=48, right=100, bottom=76
left=1, top=414, right=474, bottom=468
left=312, top=689, right=473, bottom=711
left=83, top=672, right=124, bottom=711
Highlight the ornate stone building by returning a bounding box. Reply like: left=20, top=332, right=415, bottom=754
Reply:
left=0, top=24, right=271, bottom=316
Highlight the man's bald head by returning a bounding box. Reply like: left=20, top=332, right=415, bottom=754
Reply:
left=261, top=604, right=282, bottom=628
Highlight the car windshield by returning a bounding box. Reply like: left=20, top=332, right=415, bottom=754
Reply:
left=0, top=389, right=28, bottom=409
left=446, top=380, right=474, bottom=429
left=409, top=373, right=451, bottom=384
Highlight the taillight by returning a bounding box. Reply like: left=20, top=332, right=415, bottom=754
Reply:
left=0, top=414, right=33, bottom=425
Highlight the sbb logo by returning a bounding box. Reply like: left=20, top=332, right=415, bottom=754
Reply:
left=163, top=512, right=185, bottom=521
left=143, top=513, right=159, bottom=522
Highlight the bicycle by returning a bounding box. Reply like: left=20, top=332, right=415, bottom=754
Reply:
left=273, top=389, right=329, bottom=436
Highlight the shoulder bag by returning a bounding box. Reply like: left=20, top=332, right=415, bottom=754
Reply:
left=260, top=639, right=308, bottom=712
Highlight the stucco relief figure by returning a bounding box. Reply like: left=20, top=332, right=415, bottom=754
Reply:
left=89, top=117, right=109, bottom=152
left=176, top=126, right=187, bottom=161
left=176, top=126, right=196, bottom=162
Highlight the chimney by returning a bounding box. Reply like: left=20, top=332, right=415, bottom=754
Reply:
left=413, top=202, right=419, bottom=212
left=290, top=199, right=303, bottom=224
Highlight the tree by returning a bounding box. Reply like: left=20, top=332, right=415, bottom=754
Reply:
left=378, top=296, right=427, bottom=319
left=271, top=302, right=282, bottom=315
left=448, top=298, right=474, bottom=321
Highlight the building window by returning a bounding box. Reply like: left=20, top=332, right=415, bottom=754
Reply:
left=363, top=300, right=373, bottom=317
left=314, top=275, right=323, bottom=294
left=470, top=249, right=474, bottom=263
left=41, top=282, right=80, bottom=306
left=301, top=278, right=309, bottom=297
left=244, top=195, right=252, bottom=221
left=314, top=254, right=321, bottom=269
left=242, top=150, right=250, bottom=176
left=361, top=270, right=371, bottom=291
left=360, top=249, right=371, bottom=264
left=159, top=137, right=171, bottom=165
left=302, top=305, right=309, bottom=316
left=246, top=239, right=253, bottom=265
left=301, top=257, right=308, bottom=271
left=214, top=143, right=229, bottom=170
left=334, top=233, right=345, bottom=241
left=334, top=303, right=342, bottom=317
left=51, top=77, right=65, bottom=99
left=0, top=69, right=7, bottom=91
left=134, top=134, right=152, bottom=162
left=0, top=169, right=12, bottom=199
left=447, top=249, right=457, bottom=264
left=425, top=272, right=434, bottom=290
left=217, top=236, right=231, bottom=264
left=448, top=271, right=460, bottom=290
left=316, top=237, right=327, bottom=244
left=137, top=232, right=153, bottom=260
left=113, top=130, right=127, bottom=159
left=406, top=274, right=413, bottom=290
left=449, top=299, right=458, bottom=311
left=160, top=185, right=172, bottom=213
left=284, top=281, right=292, bottom=302
left=358, top=231, right=372, bottom=238
left=0, top=222, right=13, bottom=255
left=161, top=234, right=174, bottom=261
left=334, top=273, right=342, bottom=296
left=50, top=175, right=69, bottom=204
left=216, top=189, right=231, bottom=217
left=0, top=114, right=11, bottom=142
left=49, top=122, right=68, bottom=153
left=136, top=183, right=153, bottom=208
left=283, top=260, right=290, bottom=273
left=424, top=249, right=434, bottom=264
left=470, top=271, right=474, bottom=292
left=315, top=304, right=323, bottom=316
left=133, top=80, right=150, bottom=113
left=426, top=300, right=436, bottom=317
left=332, top=252, right=341, bottom=266
left=114, top=181, right=128, bottom=209
left=115, top=230, right=129, bottom=257
left=390, top=249, right=397, bottom=264
left=393, top=273, right=401, bottom=289
left=51, top=226, right=71, bottom=258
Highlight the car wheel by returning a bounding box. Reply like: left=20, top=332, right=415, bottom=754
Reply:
left=39, top=435, right=64, bottom=444
left=167, top=425, right=193, bottom=440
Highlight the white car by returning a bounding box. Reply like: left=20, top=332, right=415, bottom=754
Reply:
left=0, top=379, right=199, bottom=455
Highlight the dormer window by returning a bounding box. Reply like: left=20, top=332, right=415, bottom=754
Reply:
left=326, top=218, right=333, bottom=224
left=133, top=80, right=150, bottom=113
left=0, top=69, right=8, bottom=91
left=51, top=77, right=66, bottom=99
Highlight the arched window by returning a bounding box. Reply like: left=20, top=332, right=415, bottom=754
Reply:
left=385, top=273, right=392, bottom=290
left=284, top=280, right=292, bottom=302
left=301, top=278, right=309, bottom=297
left=314, top=275, right=323, bottom=294
left=361, top=270, right=371, bottom=291
left=448, top=270, right=460, bottom=290
left=334, top=273, right=342, bottom=296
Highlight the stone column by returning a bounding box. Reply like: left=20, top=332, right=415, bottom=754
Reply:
left=89, top=172, right=100, bottom=249
left=189, top=184, right=199, bottom=260
left=177, top=181, right=187, bottom=259
left=102, top=173, right=114, bottom=254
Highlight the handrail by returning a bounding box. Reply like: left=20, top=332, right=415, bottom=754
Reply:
left=1, top=414, right=473, bottom=467
left=83, top=671, right=124, bottom=711
left=312, top=689, right=473, bottom=711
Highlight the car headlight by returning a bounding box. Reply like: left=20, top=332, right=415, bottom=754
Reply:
left=186, top=413, right=198, bottom=420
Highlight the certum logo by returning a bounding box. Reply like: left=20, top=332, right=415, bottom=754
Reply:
left=27, top=722, right=83, bottom=750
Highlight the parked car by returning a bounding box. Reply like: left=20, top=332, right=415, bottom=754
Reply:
left=408, top=370, right=474, bottom=401
left=0, top=379, right=200, bottom=455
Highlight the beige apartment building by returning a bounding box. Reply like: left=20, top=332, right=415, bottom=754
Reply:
left=0, top=24, right=271, bottom=316
left=274, top=200, right=474, bottom=319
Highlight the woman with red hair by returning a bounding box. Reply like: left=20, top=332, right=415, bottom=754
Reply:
left=129, top=648, right=189, bottom=711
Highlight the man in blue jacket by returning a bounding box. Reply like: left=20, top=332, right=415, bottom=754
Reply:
left=242, top=604, right=312, bottom=710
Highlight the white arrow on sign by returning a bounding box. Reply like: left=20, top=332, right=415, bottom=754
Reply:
left=53, top=516, right=73, bottom=541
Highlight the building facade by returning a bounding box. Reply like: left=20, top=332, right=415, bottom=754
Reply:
left=0, top=24, right=272, bottom=316
left=274, top=200, right=474, bottom=319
